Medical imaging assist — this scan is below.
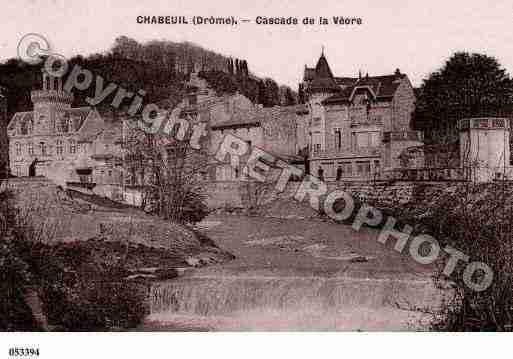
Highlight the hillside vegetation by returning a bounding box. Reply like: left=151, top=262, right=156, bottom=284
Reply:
left=0, top=37, right=296, bottom=121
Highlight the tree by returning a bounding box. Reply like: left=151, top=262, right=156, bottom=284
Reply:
left=414, top=52, right=513, bottom=144
left=122, top=118, right=210, bottom=224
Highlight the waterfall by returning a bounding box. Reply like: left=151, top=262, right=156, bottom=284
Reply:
left=146, top=275, right=444, bottom=330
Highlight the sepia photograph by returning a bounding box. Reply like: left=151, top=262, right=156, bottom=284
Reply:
left=1, top=0, right=512, bottom=357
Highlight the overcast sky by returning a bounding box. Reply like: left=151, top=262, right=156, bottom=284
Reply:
left=2, top=0, right=513, bottom=88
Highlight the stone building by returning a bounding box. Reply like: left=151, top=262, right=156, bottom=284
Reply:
left=183, top=72, right=307, bottom=181
left=299, top=52, right=422, bottom=180
left=7, top=69, right=123, bottom=186
left=0, top=86, right=8, bottom=178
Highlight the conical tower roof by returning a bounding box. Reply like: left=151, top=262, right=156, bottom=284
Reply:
left=315, top=53, right=334, bottom=78
left=309, top=52, right=340, bottom=93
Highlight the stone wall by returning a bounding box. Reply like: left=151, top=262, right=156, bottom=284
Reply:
left=206, top=179, right=427, bottom=210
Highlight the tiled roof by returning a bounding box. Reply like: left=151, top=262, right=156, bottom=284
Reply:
left=210, top=103, right=306, bottom=131
left=307, top=53, right=340, bottom=93
left=334, top=77, right=358, bottom=87
left=210, top=107, right=261, bottom=129
left=322, top=73, right=406, bottom=104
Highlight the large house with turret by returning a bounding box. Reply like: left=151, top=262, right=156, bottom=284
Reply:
left=299, top=52, right=422, bottom=180
left=7, top=69, right=124, bottom=186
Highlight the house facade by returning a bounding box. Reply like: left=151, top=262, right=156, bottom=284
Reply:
left=7, top=69, right=123, bottom=186
left=300, top=52, right=422, bottom=180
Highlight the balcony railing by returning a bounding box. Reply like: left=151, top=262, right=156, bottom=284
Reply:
left=312, top=146, right=381, bottom=158
left=350, top=119, right=383, bottom=127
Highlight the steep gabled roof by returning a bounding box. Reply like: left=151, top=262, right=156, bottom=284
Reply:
left=314, top=53, right=334, bottom=78
left=8, top=111, right=33, bottom=132
left=76, top=109, right=105, bottom=143
left=308, top=53, right=341, bottom=93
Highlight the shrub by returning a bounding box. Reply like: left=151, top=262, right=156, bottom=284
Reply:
left=0, top=187, right=150, bottom=331
left=419, top=183, right=513, bottom=331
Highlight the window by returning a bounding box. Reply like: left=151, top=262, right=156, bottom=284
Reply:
left=356, top=161, right=371, bottom=175
left=20, top=121, right=29, bottom=135
left=334, top=128, right=342, bottom=150
left=61, top=114, right=70, bottom=133
left=56, top=140, right=63, bottom=155
left=314, top=143, right=321, bottom=152
left=28, top=142, right=34, bottom=156
left=373, top=160, right=381, bottom=175
left=321, top=162, right=334, bottom=178
left=313, top=117, right=321, bottom=126
left=40, top=142, right=47, bottom=156
left=352, top=131, right=380, bottom=150
left=340, top=162, right=352, bottom=177
left=15, top=142, right=22, bottom=157
left=373, top=115, right=383, bottom=124
left=69, top=140, right=76, bottom=154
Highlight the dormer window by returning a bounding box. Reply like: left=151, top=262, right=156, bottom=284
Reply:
left=20, top=121, right=29, bottom=135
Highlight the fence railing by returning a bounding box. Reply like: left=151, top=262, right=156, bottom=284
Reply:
left=384, top=167, right=469, bottom=181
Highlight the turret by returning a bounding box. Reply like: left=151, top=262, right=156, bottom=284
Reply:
left=31, top=68, right=73, bottom=108
left=31, top=69, right=73, bottom=135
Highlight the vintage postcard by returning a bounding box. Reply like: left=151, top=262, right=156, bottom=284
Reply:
left=1, top=0, right=512, bottom=357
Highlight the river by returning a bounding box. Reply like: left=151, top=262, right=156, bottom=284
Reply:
left=141, top=215, right=444, bottom=331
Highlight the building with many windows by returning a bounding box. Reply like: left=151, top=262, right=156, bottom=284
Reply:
left=7, top=69, right=123, bottom=185
left=299, top=52, right=422, bottom=180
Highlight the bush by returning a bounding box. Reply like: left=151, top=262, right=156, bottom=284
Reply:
left=41, top=279, right=148, bottom=331
left=418, top=184, right=513, bottom=331
left=0, top=188, right=150, bottom=331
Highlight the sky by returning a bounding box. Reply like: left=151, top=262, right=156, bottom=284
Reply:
left=1, top=0, right=513, bottom=88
